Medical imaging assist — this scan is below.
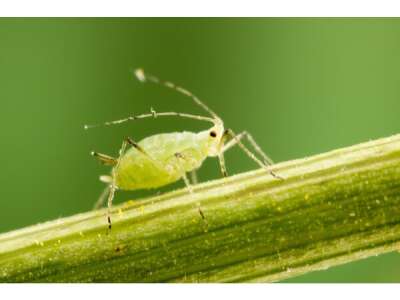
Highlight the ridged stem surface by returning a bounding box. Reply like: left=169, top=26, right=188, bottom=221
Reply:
left=1, top=134, right=400, bottom=282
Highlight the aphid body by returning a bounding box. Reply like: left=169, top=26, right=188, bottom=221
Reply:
left=111, top=126, right=223, bottom=190
left=86, top=69, right=281, bottom=229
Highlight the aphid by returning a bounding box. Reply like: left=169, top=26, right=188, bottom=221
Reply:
left=85, top=69, right=282, bottom=230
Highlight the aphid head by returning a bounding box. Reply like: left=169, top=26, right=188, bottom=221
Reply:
left=209, top=118, right=224, bottom=138
left=204, top=118, right=226, bottom=157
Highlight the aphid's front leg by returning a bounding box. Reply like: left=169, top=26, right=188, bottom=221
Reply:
left=174, top=153, right=207, bottom=225
left=221, top=129, right=283, bottom=179
left=218, top=152, right=228, bottom=177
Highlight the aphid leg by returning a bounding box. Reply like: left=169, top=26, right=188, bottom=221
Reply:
left=223, top=131, right=274, bottom=165
left=107, top=138, right=130, bottom=230
left=174, top=153, right=193, bottom=193
left=190, top=170, right=198, bottom=185
left=175, top=153, right=207, bottom=226
left=218, top=153, right=228, bottom=177
left=125, top=137, right=163, bottom=168
left=222, top=129, right=283, bottom=179
left=93, top=185, right=110, bottom=210
left=181, top=171, right=194, bottom=194
left=106, top=136, right=160, bottom=230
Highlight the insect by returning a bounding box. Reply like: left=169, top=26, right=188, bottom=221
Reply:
left=85, top=69, right=282, bottom=230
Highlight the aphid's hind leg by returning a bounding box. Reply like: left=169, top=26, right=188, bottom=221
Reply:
left=92, top=175, right=112, bottom=210
left=93, top=185, right=110, bottom=210
left=106, top=137, right=159, bottom=230
left=222, top=129, right=283, bottom=179
left=174, top=153, right=207, bottom=226
left=106, top=138, right=130, bottom=230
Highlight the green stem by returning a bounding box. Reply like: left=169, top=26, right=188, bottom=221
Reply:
left=1, top=134, right=400, bottom=282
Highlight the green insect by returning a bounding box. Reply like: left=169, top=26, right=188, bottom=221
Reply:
left=85, top=69, right=282, bottom=229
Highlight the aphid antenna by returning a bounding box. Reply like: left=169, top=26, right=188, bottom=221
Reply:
left=133, top=68, right=222, bottom=122
left=84, top=68, right=223, bottom=130
left=84, top=111, right=216, bottom=130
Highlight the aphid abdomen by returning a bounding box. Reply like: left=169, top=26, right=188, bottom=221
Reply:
left=115, top=153, right=175, bottom=190
left=114, top=131, right=208, bottom=191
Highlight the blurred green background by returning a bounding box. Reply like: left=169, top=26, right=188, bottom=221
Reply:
left=1, top=18, right=400, bottom=282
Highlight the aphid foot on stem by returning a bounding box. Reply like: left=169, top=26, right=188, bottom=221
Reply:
left=198, top=207, right=209, bottom=231
left=268, top=168, right=284, bottom=180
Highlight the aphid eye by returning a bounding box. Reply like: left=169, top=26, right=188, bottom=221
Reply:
left=209, top=131, right=217, bottom=138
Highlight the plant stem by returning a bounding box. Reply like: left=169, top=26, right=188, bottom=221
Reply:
left=1, top=134, right=400, bottom=282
